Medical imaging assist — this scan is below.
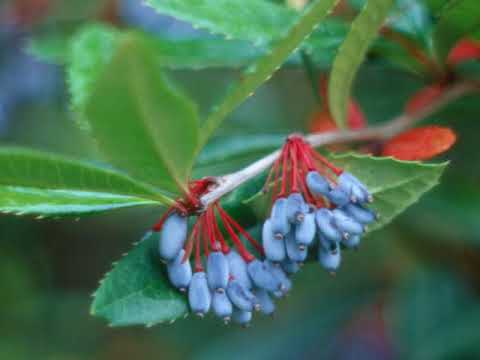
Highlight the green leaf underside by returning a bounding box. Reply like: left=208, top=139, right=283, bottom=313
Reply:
left=328, top=0, right=394, bottom=128
left=85, top=34, right=200, bottom=194
left=0, top=187, right=159, bottom=216
left=433, top=0, right=480, bottom=62
left=331, top=153, right=447, bottom=232
left=200, top=0, right=339, bottom=146
left=91, top=231, right=188, bottom=326
left=0, top=148, right=170, bottom=202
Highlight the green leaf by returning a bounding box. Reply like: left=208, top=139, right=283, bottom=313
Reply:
left=433, top=0, right=480, bottom=62
left=389, top=269, right=480, bottom=359
left=200, top=0, right=339, bottom=146
left=84, top=33, right=200, bottom=194
left=68, top=23, right=120, bottom=111
left=331, top=153, right=447, bottom=232
left=145, top=0, right=294, bottom=46
left=0, top=148, right=167, bottom=199
left=0, top=147, right=171, bottom=216
left=0, top=187, right=159, bottom=217
left=329, top=0, right=394, bottom=128
left=91, top=231, right=188, bottom=326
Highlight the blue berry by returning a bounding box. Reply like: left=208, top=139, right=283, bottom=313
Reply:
left=342, top=234, right=361, bottom=249
left=306, top=171, right=330, bottom=196
left=207, top=251, right=229, bottom=293
left=315, top=209, right=343, bottom=242
left=318, top=235, right=339, bottom=254
left=294, top=212, right=316, bottom=246
left=232, top=309, right=252, bottom=326
left=188, top=272, right=211, bottom=317
left=331, top=209, right=364, bottom=236
left=327, top=186, right=351, bottom=207
left=285, top=232, right=308, bottom=263
left=281, top=259, right=300, bottom=274
left=265, top=261, right=292, bottom=294
left=343, top=204, right=376, bottom=225
left=247, top=259, right=282, bottom=292
left=212, top=291, right=233, bottom=323
left=286, top=192, right=307, bottom=224
left=262, top=219, right=286, bottom=262
left=159, top=212, right=188, bottom=262
left=318, top=245, right=342, bottom=273
left=338, top=172, right=372, bottom=204
left=255, top=289, right=275, bottom=316
left=271, top=198, right=290, bottom=239
left=226, top=251, right=252, bottom=289
left=166, top=249, right=192, bottom=292
left=226, top=280, right=257, bottom=312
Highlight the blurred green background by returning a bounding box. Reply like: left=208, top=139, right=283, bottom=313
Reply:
left=1, top=0, right=479, bottom=359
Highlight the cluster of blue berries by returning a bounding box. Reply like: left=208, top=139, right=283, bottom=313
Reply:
left=263, top=170, right=377, bottom=275
left=157, top=202, right=290, bottom=326
left=155, top=137, right=376, bottom=326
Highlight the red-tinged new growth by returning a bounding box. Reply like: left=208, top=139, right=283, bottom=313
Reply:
left=310, top=76, right=366, bottom=134
left=153, top=178, right=262, bottom=272
left=264, top=135, right=343, bottom=207
left=382, top=125, right=457, bottom=161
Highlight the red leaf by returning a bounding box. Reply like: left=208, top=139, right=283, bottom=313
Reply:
left=447, top=38, right=480, bottom=66
left=348, top=100, right=367, bottom=130
left=309, top=109, right=338, bottom=133
left=405, top=84, right=446, bottom=115
left=382, top=125, right=457, bottom=160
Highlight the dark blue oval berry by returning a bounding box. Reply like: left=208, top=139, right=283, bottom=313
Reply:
left=266, top=261, right=292, bottom=294
left=207, top=251, right=229, bottom=293
left=232, top=309, right=252, bottom=326
left=327, top=186, right=351, bottom=207
left=315, top=208, right=343, bottom=242
left=212, top=290, right=233, bottom=323
left=343, top=203, right=376, bottom=224
left=295, top=212, right=316, bottom=246
left=247, top=259, right=282, bottom=292
left=158, top=212, right=188, bottom=262
left=166, top=249, right=192, bottom=292
left=226, top=280, right=257, bottom=312
left=285, top=232, right=308, bottom=263
left=306, top=171, right=330, bottom=196
left=331, top=209, right=364, bottom=235
left=281, top=259, right=300, bottom=274
left=271, top=198, right=290, bottom=239
left=262, top=219, right=286, bottom=262
left=188, top=272, right=211, bottom=317
left=342, top=234, right=361, bottom=249
left=255, top=288, right=275, bottom=316
left=226, top=250, right=252, bottom=289
left=318, top=245, right=341, bottom=273
left=286, top=192, right=307, bottom=224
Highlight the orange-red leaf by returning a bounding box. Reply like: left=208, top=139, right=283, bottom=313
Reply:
left=405, top=84, right=446, bottom=115
left=447, top=38, right=480, bottom=66
left=309, top=100, right=366, bottom=133
left=382, top=125, right=456, bottom=160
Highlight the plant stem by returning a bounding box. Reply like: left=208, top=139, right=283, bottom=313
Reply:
left=200, top=80, right=479, bottom=207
